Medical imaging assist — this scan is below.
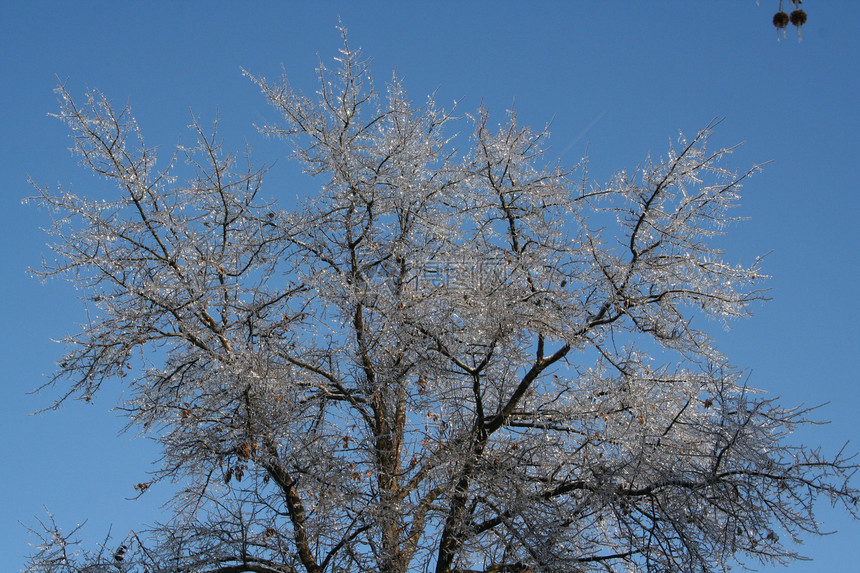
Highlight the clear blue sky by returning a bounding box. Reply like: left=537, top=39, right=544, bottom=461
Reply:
left=2, top=2, right=858, bottom=571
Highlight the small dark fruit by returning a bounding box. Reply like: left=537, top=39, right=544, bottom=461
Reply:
left=773, top=11, right=790, bottom=29
left=790, top=9, right=807, bottom=27
left=773, top=11, right=790, bottom=28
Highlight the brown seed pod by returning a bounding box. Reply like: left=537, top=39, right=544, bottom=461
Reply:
left=773, top=11, right=790, bottom=29
left=790, top=9, right=807, bottom=27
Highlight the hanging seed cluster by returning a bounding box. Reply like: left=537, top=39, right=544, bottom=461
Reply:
left=773, top=0, right=807, bottom=41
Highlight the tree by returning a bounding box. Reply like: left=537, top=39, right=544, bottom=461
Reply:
left=25, top=31, right=858, bottom=573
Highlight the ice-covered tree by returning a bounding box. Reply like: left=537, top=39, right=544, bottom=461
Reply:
left=25, top=31, right=857, bottom=573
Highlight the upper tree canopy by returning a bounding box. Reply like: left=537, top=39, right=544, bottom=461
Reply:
left=26, top=30, right=858, bottom=573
